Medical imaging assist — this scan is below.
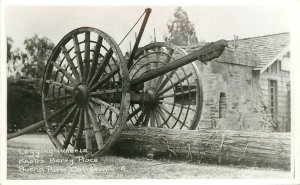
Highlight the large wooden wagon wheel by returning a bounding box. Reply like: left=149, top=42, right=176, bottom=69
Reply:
left=42, top=27, right=130, bottom=157
left=128, top=42, right=203, bottom=129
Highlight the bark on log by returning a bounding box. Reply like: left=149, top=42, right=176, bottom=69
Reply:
left=114, top=127, right=290, bottom=170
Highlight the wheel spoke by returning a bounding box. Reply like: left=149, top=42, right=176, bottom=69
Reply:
left=156, top=70, right=176, bottom=92
left=44, top=95, right=73, bottom=102
left=160, top=101, right=196, bottom=111
left=89, top=48, right=113, bottom=86
left=154, top=109, right=162, bottom=127
left=142, top=109, right=151, bottom=126
left=159, top=104, right=184, bottom=127
left=89, top=102, right=112, bottom=130
left=90, top=68, right=120, bottom=91
left=150, top=48, right=161, bottom=89
left=83, top=106, right=93, bottom=155
left=45, top=80, right=74, bottom=91
left=72, top=34, right=84, bottom=81
left=156, top=107, right=168, bottom=124
left=107, top=108, right=113, bottom=123
left=88, top=35, right=103, bottom=82
left=90, top=97, right=120, bottom=114
left=74, top=108, right=84, bottom=150
left=63, top=107, right=80, bottom=148
left=51, top=62, right=76, bottom=84
left=155, top=75, right=164, bottom=90
left=87, top=103, right=104, bottom=150
left=159, top=89, right=197, bottom=99
left=53, top=104, right=77, bottom=137
left=144, top=50, right=152, bottom=90
left=83, top=31, right=91, bottom=82
left=150, top=110, right=156, bottom=127
left=165, top=48, right=175, bottom=64
left=150, top=75, right=157, bottom=90
left=135, top=110, right=146, bottom=126
left=155, top=48, right=174, bottom=89
left=47, top=101, right=76, bottom=120
left=61, top=46, right=80, bottom=81
left=127, top=106, right=143, bottom=121
left=159, top=72, right=193, bottom=95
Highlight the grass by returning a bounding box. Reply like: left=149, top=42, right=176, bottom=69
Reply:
left=7, top=134, right=291, bottom=179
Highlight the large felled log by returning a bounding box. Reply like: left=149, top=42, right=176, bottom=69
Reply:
left=114, top=127, right=290, bottom=170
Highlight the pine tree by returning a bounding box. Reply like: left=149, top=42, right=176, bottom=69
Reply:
left=165, top=7, right=198, bottom=46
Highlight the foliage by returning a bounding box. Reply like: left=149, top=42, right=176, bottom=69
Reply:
left=259, top=100, right=279, bottom=132
left=7, top=34, right=54, bottom=79
left=7, top=37, right=13, bottom=61
left=22, top=34, right=55, bottom=79
left=165, top=7, right=199, bottom=46
left=7, top=38, right=24, bottom=78
left=7, top=78, right=42, bottom=132
left=7, top=34, right=54, bottom=132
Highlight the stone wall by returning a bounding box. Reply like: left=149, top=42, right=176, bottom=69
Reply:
left=182, top=47, right=276, bottom=131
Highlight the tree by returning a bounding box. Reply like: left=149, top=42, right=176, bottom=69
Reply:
left=7, top=37, right=14, bottom=62
left=165, top=7, right=199, bottom=46
left=7, top=34, right=54, bottom=132
left=22, top=34, right=54, bottom=79
left=7, top=37, right=24, bottom=78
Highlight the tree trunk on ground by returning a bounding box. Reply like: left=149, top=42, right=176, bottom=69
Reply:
left=114, top=127, right=290, bottom=170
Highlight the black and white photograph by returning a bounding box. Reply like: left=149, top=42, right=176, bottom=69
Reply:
left=1, top=1, right=300, bottom=183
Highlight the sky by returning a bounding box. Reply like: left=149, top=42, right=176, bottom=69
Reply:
left=6, top=5, right=292, bottom=53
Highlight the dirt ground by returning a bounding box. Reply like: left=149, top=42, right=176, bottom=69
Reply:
left=7, top=134, right=292, bottom=179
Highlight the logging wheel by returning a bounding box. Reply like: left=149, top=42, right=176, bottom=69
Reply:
left=42, top=27, right=130, bottom=157
left=128, top=42, right=203, bottom=129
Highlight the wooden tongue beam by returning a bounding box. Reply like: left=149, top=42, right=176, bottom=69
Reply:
left=130, top=39, right=228, bottom=87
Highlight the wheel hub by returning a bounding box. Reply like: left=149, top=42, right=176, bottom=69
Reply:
left=146, top=89, right=157, bottom=102
left=73, top=84, right=89, bottom=105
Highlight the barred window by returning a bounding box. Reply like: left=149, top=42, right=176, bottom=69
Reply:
left=269, top=80, right=278, bottom=121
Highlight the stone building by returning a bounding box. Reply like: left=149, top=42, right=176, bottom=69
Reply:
left=182, top=32, right=290, bottom=132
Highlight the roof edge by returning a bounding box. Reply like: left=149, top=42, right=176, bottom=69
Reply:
left=259, top=45, right=290, bottom=73
left=228, top=32, right=290, bottom=42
